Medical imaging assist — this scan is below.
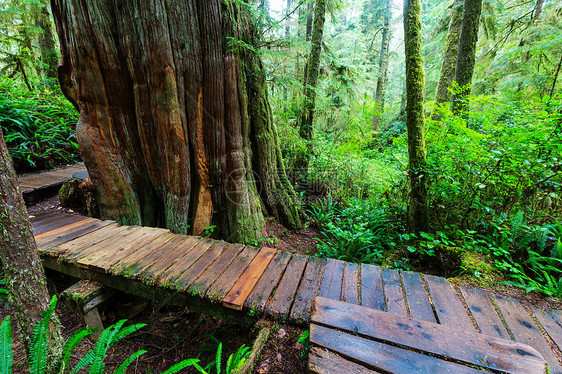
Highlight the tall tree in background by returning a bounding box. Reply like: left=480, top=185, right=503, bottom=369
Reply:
left=404, top=0, right=429, bottom=233
left=0, top=129, right=64, bottom=369
left=452, top=0, right=483, bottom=115
left=371, top=0, right=392, bottom=135
left=52, top=0, right=301, bottom=245
left=432, top=0, right=463, bottom=114
left=34, top=0, right=58, bottom=82
left=298, top=0, right=327, bottom=169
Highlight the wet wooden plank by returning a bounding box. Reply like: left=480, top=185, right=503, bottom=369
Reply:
left=222, top=246, right=277, bottom=311
left=153, top=238, right=215, bottom=285
left=50, top=223, right=123, bottom=258
left=424, top=275, right=474, bottom=331
left=360, top=264, right=385, bottom=311
left=310, top=324, right=485, bottom=374
left=381, top=268, right=407, bottom=316
left=163, top=240, right=231, bottom=289
left=34, top=217, right=96, bottom=242
left=319, top=258, right=344, bottom=300
left=31, top=213, right=63, bottom=229
left=203, top=245, right=259, bottom=301
left=311, top=297, right=546, bottom=374
left=341, top=262, right=360, bottom=305
left=81, top=228, right=169, bottom=273
left=71, top=226, right=147, bottom=265
left=264, top=254, right=308, bottom=320
left=110, top=232, right=177, bottom=275
left=289, top=257, right=326, bottom=324
left=33, top=214, right=87, bottom=235
left=131, top=236, right=199, bottom=280
left=460, top=287, right=510, bottom=340
left=177, top=244, right=244, bottom=297
left=493, top=296, right=561, bottom=374
left=37, top=220, right=114, bottom=252
left=402, top=271, right=436, bottom=323
left=243, top=251, right=292, bottom=313
left=309, top=347, right=382, bottom=374
left=533, top=308, right=562, bottom=352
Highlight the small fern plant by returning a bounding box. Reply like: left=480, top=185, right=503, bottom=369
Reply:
left=0, top=295, right=200, bottom=374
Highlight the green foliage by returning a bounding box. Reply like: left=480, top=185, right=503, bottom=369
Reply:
left=297, top=330, right=309, bottom=359
left=0, top=77, right=80, bottom=172
left=199, top=335, right=251, bottom=374
left=309, top=198, right=398, bottom=263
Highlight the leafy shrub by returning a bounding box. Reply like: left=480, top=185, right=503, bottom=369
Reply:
left=0, top=77, right=80, bottom=173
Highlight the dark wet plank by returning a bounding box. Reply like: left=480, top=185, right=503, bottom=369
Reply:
left=33, top=214, right=88, bottom=236
left=319, top=258, right=344, bottom=300
left=460, top=287, right=510, bottom=340
left=341, top=262, right=360, bottom=305
left=424, top=275, right=474, bottom=331
left=402, top=271, right=435, bottom=323
left=264, top=254, right=308, bottom=320
left=533, top=308, right=562, bottom=352
left=381, top=268, right=407, bottom=316
left=360, top=264, right=385, bottom=311
left=289, top=257, right=326, bottom=324
left=309, top=347, right=382, bottom=374
left=36, top=220, right=113, bottom=251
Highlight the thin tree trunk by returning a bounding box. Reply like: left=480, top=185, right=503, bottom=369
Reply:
left=51, top=0, right=300, bottom=244
left=0, top=129, right=63, bottom=369
left=404, top=0, right=429, bottom=233
left=298, top=0, right=327, bottom=169
left=452, top=0, right=483, bottom=115
left=35, top=0, right=58, bottom=82
left=432, top=0, right=463, bottom=117
left=306, top=1, right=314, bottom=42
left=285, top=0, right=291, bottom=38
left=372, top=0, right=391, bottom=135
left=550, top=54, right=562, bottom=99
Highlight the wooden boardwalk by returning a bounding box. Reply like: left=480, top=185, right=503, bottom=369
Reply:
left=32, top=213, right=562, bottom=373
left=18, top=163, right=87, bottom=204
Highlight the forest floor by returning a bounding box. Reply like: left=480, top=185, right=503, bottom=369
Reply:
left=12, top=195, right=561, bottom=372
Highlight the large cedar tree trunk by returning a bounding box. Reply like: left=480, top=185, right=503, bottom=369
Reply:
left=432, top=0, right=463, bottom=115
left=0, top=129, right=63, bottom=368
left=404, top=0, right=429, bottom=233
left=51, top=0, right=300, bottom=244
left=371, top=0, right=391, bottom=135
left=452, top=0, right=483, bottom=115
left=298, top=0, right=327, bottom=169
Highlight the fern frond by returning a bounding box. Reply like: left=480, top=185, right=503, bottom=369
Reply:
left=112, top=350, right=146, bottom=374
left=113, top=323, right=145, bottom=342
left=60, top=327, right=91, bottom=369
left=0, top=316, right=13, bottom=374
left=216, top=342, right=223, bottom=374
left=88, top=320, right=125, bottom=374
left=71, top=350, right=94, bottom=374
left=160, top=358, right=202, bottom=374
left=29, top=295, right=57, bottom=374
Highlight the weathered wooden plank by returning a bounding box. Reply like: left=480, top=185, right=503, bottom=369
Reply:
left=152, top=238, right=214, bottom=285
left=533, top=308, right=562, bottom=352
left=130, top=236, right=199, bottom=280
left=311, top=297, right=546, bottom=374
left=461, top=287, right=510, bottom=340
left=341, top=262, right=360, bottom=305
left=402, top=271, right=436, bottom=323
left=310, top=324, right=485, bottom=374
left=360, top=264, right=385, bottom=311
left=37, top=220, right=114, bottom=252
left=264, top=254, right=308, bottom=320
left=309, top=347, right=382, bottom=374
left=424, top=275, right=475, bottom=331
left=222, top=246, right=277, bottom=311
left=243, top=251, right=292, bottom=313
left=109, top=232, right=177, bottom=275
left=381, top=268, right=407, bottom=316
left=33, top=214, right=87, bottom=236
left=34, top=217, right=96, bottom=242
left=80, top=228, right=169, bottom=273
left=493, top=296, right=561, bottom=374
left=203, top=245, right=259, bottom=301
left=319, top=258, right=344, bottom=300
left=70, top=226, right=147, bottom=264
left=31, top=213, right=62, bottom=229
left=162, top=240, right=231, bottom=288
left=50, top=223, right=123, bottom=258
left=289, top=257, right=326, bottom=324
left=174, top=243, right=242, bottom=296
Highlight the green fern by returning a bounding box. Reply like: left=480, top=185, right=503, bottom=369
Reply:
left=59, top=327, right=91, bottom=371
left=160, top=358, right=201, bottom=374
left=29, top=295, right=57, bottom=374
left=112, top=350, right=147, bottom=374
left=0, top=316, right=12, bottom=374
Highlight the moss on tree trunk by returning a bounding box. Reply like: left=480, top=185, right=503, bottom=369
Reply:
left=404, top=0, right=429, bottom=233
left=51, top=0, right=300, bottom=245
left=0, top=129, right=63, bottom=370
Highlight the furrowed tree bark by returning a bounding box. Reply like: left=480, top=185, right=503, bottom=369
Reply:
left=452, top=0, right=483, bottom=115
left=0, top=129, right=63, bottom=370
left=372, top=0, right=391, bottom=135
left=404, top=0, right=429, bottom=233
left=432, top=0, right=463, bottom=118
left=298, top=0, right=327, bottom=170
left=51, top=0, right=300, bottom=244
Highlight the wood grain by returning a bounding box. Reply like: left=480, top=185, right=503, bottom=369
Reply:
left=341, top=262, right=360, bottom=305
left=318, top=258, right=344, bottom=300
left=289, top=257, right=326, bottom=324
left=402, top=271, right=436, bottom=323
left=309, top=347, right=381, bottom=374
left=424, top=274, right=474, bottom=331
left=461, top=287, right=510, bottom=339
left=381, top=268, right=407, bottom=316
left=264, top=254, right=308, bottom=320
left=533, top=308, right=562, bottom=352
left=360, top=264, right=385, bottom=311
left=37, top=220, right=114, bottom=252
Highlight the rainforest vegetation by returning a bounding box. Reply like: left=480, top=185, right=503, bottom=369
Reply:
left=1, top=0, right=561, bottom=300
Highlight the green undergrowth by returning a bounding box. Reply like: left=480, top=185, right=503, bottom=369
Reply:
left=0, top=77, right=80, bottom=173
